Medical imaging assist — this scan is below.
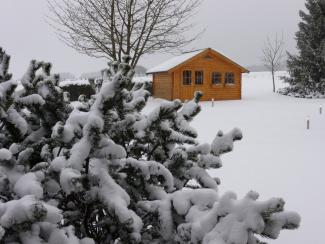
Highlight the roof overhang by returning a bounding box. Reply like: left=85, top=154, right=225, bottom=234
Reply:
left=146, top=48, right=250, bottom=74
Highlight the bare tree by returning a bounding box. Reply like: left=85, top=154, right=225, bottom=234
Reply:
left=47, top=0, right=201, bottom=67
left=261, top=33, right=285, bottom=92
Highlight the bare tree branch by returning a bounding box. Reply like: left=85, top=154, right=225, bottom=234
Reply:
left=47, top=0, right=201, bottom=67
left=261, top=33, right=285, bottom=92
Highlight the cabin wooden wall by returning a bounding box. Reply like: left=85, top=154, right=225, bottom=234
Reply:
left=152, top=72, right=173, bottom=100
left=172, top=51, right=242, bottom=101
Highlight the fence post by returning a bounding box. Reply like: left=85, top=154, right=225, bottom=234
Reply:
left=212, top=98, right=214, bottom=107
left=320, top=105, right=323, bottom=115
left=307, top=116, right=310, bottom=130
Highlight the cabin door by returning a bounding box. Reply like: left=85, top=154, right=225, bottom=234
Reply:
left=180, top=86, right=196, bottom=101
left=180, top=69, right=195, bottom=101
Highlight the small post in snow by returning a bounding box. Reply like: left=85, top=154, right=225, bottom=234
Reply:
left=320, top=105, right=323, bottom=115
left=212, top=98, right=214, bottom=107
left=307, top=116, right=310, bottom=130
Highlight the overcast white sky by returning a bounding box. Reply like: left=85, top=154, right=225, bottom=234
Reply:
left=0, top=0, right=306, bottom=78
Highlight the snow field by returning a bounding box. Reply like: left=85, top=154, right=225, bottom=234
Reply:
left=198, top=72, right=325, bottom=244
left=146, top=71, right=325, bottom=244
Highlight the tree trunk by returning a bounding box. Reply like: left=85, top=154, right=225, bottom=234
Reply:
left=272, top=69, right=276, bottom=93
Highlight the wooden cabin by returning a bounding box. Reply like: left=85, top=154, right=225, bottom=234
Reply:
left=147, top=48, right=249, bottom=101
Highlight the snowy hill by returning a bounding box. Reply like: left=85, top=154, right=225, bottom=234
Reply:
left=145, top=71, right=325, bottom=244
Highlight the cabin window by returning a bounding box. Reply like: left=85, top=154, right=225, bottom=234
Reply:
left=195, top=71, right=204, bottom=85
left=211, top=72, right=222, bottom=84
left=183, top=70, right=192, bottom=85
left=225, top=72, right=235, bottom=84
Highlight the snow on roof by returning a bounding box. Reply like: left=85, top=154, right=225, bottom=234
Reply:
left=146, top=48, right=248, bottom=74
left=59, top=79, right=90, bottom=87
left=146, top=49, right=204, bottom=74
left=210, top=47, right=247, bottom=69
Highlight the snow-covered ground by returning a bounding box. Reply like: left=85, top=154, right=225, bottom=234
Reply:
left=145, top=71, right=325, bottom=244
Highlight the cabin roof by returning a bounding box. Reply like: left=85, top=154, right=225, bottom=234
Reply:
left=146, top=48, right=249, bottom=74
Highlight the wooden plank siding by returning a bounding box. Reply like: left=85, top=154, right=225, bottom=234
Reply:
left=172, top=51, right=242, bottom=101
left=152, top=72, right=173, bottom=100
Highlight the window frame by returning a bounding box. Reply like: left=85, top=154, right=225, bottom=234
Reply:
left=225, top=72, right=235, bottom=85
left=195, top=70, right=204, bottom=85
left=211, top=72, right=222, bottom=85
left=182, top=70, right=192, bottom=85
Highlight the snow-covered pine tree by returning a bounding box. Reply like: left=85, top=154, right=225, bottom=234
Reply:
left=0, top=48, right=79, bottom=242
left=282, top=0, right=325, bottom=97
left=0, top=48, right=17, bottom=147
left=0, top=48, right=300, bottom=244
